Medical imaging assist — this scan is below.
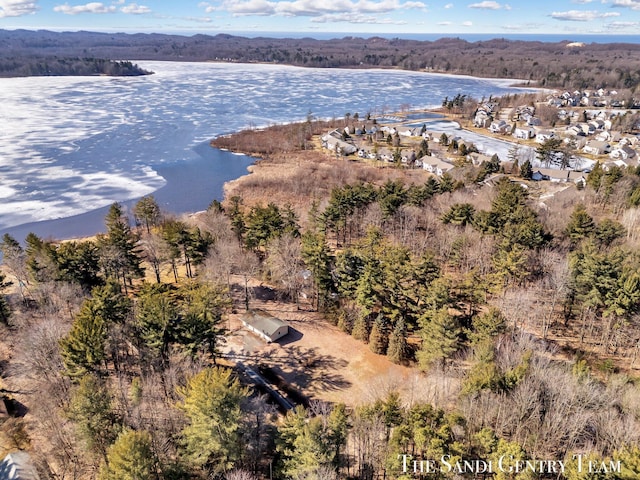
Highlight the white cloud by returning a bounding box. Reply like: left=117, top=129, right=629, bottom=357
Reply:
left=444, top=2, right=453, bottom=7
left=462, top=20, right=472, bottom=25
left=605, top=20, right=640, bottom=27
left=468, top=1, right=502, bottom=9
left=311, top=12, right=407, bottom=23
left=221, top=0, right=275, bottom=15
left=501, top=22, right=543, bottom=30
left=572, top=0, right=595, bottom=3
left=438, top=20, right=452, bottom=24
left=182, top=16, right=213, bottom=23
left=206, top=0, right=426, bottom=17
left=120, top=3, right=150, bottom=14
left=198, top=1, right=216, bottom=13
left=0, top=0, right=39, bottom=17
left=54, top=2, right=117, bottom=14
left=611, top=0, right=640, bottom=9
left=550, top=9, right=620, bottom=20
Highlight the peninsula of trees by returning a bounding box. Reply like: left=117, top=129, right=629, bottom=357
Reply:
left=0, top=56, right=151, bottom=78
left=2, top=28, right=640, bottom=89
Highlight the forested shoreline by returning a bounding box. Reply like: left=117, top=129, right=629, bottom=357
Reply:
left=1, top=110, right=640, bottom=478
left=2, top=29, right=640, bottom=88
left=0, top=57, right=151, bottom=77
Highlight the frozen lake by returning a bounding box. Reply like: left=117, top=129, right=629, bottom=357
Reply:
left=0, top=61, right=536, bottom=239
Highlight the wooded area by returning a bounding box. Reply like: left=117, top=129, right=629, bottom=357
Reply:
left=2, top=29, right=640, bottom=89
left=1, top=111, right=640, bottom=478
left=0, top=56, right=151, bottom=77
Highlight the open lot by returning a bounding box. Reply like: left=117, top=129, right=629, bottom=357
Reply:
left=221, top=280, right=451, bottom=407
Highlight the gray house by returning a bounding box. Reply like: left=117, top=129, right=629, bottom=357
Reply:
left=241, top=310, right=289, bottom=343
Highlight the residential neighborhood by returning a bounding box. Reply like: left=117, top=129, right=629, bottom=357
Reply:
left=321, top=88, right=640, bottom=185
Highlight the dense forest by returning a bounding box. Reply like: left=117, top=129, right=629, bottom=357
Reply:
left=2, top=112, right=640, bottom=478
left=2, top=29, right=640, bottom=88
left=0, top=57, right=151, bottom=77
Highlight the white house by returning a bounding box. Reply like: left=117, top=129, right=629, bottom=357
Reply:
left=474, top=110, right=492, bottom=128
left=489, top=120, right=510, bottom=134
left=536, top=130, right=556, bottom=143
left=533, top=168, right=587, bottom=185
left=321, top=130, right=357, bottom=156
left=610, top=146, right=637, bottom=161
left=241, top=310, right=289, bottom=343
left=421, top=156, right=454, bottom=177
left=583, top=140, right=611, bottom=155
left=514, top=126, right=536, bottom=139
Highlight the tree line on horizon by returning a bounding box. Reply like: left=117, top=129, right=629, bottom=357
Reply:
left=2, top=29, right=640, bottom=90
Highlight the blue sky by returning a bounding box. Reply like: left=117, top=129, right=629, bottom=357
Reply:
left=1, top=0, right=640, bottom=36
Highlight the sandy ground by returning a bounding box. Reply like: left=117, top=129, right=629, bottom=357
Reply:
left=221, top=281, right=424, bottom=407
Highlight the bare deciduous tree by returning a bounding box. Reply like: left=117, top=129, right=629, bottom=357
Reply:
left=266, top=233, right=304, bottom=307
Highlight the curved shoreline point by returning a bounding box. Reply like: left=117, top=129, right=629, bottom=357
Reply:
left=0, top=62, right=543, bottom=240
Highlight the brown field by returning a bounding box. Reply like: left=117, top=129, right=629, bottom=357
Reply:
left=221, top=276, right=459, bottom=409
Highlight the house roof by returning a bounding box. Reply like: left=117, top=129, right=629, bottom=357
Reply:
left=420, top=156, right=453, bottom=170
left=241, top=310, right=288, bottom=339
left=585, top=140, right=610, bottom=149
left=0, top=451, right=40, bottom=480
left=535, top=168, right=586, bottom=181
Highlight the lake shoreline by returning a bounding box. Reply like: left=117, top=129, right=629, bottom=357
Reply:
left=0, top=62, right=542, bottom=242
left=2, top=143, right=256, bottom=243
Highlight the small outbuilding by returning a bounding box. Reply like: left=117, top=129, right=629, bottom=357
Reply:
left=241, top=310, right=289, bottom=343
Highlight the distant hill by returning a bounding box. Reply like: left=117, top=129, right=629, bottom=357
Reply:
left=1, top=29, right=640, bottom=89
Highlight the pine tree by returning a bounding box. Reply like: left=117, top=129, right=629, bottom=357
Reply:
left=100, top=429, right=156, bottom=480
left=133, top=195, right=161, bottom=234
left=441, top=203, right=476, bottom=226
left=60, top=300, right=108, bottom=378
left=586, top=161, right=604, bottom=192
left=276, top=404, right=348, bottom=479
left=176, top=283, right=228, bottom=360
left=91, top=280, right=132, bottom=324
left=67, top=374, right=120, bottom=459
left=595, top=218, right=626, bottom=247
left=352, top=314, right=370, bottom=343
left=520, top=159, right=533, bottom=179
left=0, top=273, right=11, bottom=326
left=387, top=318, right=409, bottom=364
left=368, top=315, right=389, bottom=354
left=177, top=367, right=250, bottom=474
left=135, top=283, right=179, bottom=369
left=99, top=202, right=143, bottom=291
left=507, top=143, right=520, bottom=165
left=301, top=231, right=333, bottom=311
left=469, top=307, right=506, bottom=345
left=417, top=308, right=460, bottom=372
left=565, top=204, right=596, bottom=243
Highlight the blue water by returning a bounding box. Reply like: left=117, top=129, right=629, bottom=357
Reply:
left=0, top=61, right=538, bottom=240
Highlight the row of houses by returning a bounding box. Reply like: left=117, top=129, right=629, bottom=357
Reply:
left=546, top=88, right=636, bottom=109
left=321, top=129, right=357, bottom=156
left=478, top=101, right=640, bottom=169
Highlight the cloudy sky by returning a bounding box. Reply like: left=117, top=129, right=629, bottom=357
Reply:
left=1, top=0, right=640, bottom=35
